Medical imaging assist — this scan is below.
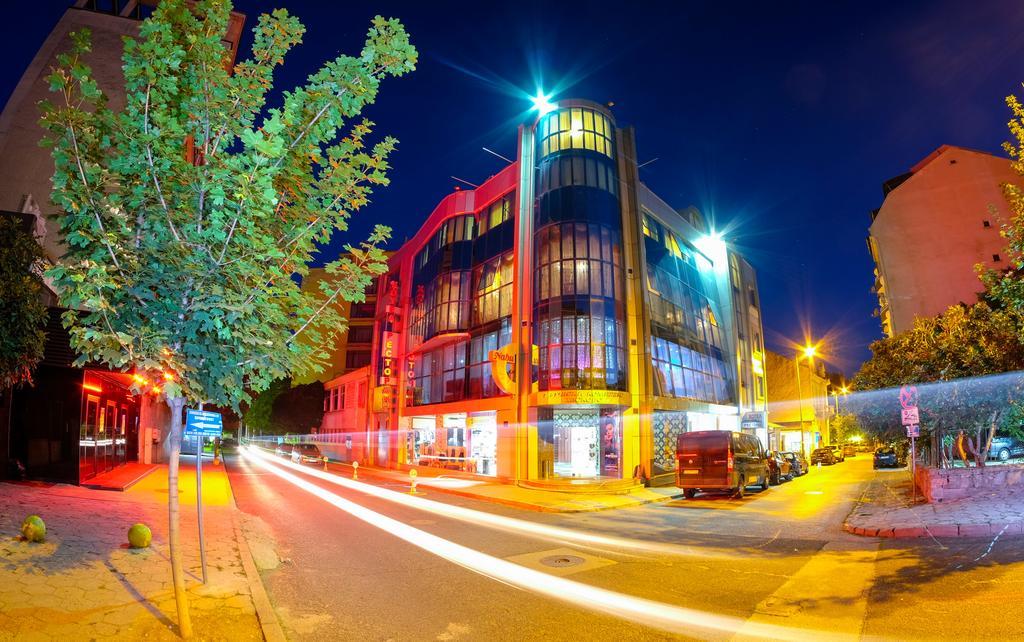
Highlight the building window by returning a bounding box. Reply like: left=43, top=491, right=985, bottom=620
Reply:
left=643, top=213, right=733, bottom=405
left=467, top=319, right=512, bottom=398
left=476, top=194, right=512, bottom=235
left=534, top=221, right=627, bottom=391
left=415, top=214, right=476, bottom=269
left=347, top=325, right=373, bottom=344
left=983, top=220, right=992, bottom=228
left=994, top=254, right=1002, bottom=262
left=407, top=270, right=472, bottom=349
left=408, top=340, right=468, bottom=406
left=537, top=154, right=618, bottom=197
left=538, top=107, right=614, bottom=159
left=350, top=302, right=376, bottom=319
left=345, top=350, right=371, bottom=370
left=471, top=251, right=514, bottom=326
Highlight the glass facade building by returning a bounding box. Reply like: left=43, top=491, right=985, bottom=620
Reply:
left=359, top=99, right=767, bottom=487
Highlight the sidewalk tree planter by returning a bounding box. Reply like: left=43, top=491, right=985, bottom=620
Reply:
left=39, top=1, right=416, bottom=637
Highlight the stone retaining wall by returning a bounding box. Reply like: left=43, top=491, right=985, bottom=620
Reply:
left=915, top=463, right=1024, bottom=502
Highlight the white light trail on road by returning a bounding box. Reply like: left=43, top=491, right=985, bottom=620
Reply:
left=244, top=446, right=744, bottom=561
left=242, top=449, right=847, bottom=642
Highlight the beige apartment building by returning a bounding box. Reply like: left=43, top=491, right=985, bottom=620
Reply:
left=868, top=145, right=1019, bottom=336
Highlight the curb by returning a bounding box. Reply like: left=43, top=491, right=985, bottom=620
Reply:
left=843, top=521, right=1024, bottom=539
left=330, top=464, right=682, bottom=514
left=232, top=512, right=287, bottom=642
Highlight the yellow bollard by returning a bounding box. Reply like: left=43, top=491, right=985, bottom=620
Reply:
left=322, top=456, right=329, bottom=471
left=409, top=468, right=419, bottom=495
left=352, top=460, right=359, bottom=480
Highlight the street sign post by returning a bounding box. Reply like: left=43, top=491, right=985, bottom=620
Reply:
left=899, top=386, right=919, bottom=504
left=185, top=408, right=222, bottom=584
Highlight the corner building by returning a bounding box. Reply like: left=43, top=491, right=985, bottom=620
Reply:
left=367, top=100, right=767, bottom=487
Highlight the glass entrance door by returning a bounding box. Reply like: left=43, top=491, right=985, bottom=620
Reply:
left=553, top=408, right=600, bottom=478
left=80, top=396, right=100, bottom=481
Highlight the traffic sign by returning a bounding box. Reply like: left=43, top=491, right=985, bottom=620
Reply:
left=185, top=409, right=223, bottom=437
left=906, top=424, right=920, bottom=438
left=899, top=385, right=918, bottom=409
left=901, top=406, right=919, bottom=425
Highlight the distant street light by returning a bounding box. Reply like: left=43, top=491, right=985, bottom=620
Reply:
left=794, top=343, right=819, bottom=458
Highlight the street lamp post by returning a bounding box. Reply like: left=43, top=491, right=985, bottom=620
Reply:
left=794, top=345, right=816, bottom=458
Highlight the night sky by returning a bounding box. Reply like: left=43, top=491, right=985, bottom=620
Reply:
left=6, top=1, right=1024, bottom=374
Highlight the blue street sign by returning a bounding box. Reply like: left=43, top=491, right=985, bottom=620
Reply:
left=185, top=409, right=223, bottom=437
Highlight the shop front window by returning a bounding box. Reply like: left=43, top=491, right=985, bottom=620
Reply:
left=469, top=412, right=497, bottom=476
left=544, top=407, right=621, bottom=479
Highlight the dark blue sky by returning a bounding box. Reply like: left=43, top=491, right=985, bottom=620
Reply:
left=6, top=1, right=1024, bottom=374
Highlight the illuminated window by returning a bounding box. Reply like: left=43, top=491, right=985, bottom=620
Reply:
left=477, top=193, right=513, bottom=235
left=534, top=221, right=627, bottom=392
left=472, top=251, right=514, bottom=326
left=642, top=214, right=660, bottom=241
left=467, top=319, right=512, bottom=399
left=538, top=107, right=614, bottom=159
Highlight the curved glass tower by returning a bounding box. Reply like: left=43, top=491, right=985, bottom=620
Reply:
left=532, top=101, right=628, bottom=479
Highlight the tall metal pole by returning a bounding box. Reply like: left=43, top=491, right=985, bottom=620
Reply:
left=196, top=402, right=207, bottom=585
left=794, top=354, right=807, bottom=458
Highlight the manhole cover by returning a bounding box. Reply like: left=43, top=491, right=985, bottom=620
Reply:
left=539, top=554, right=585, bottom=568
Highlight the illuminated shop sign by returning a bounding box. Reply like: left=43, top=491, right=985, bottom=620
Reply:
left=531, top=389, right=632, bottom=406
left=379, top=331, right=398, bottom=386
left=488, top=343, right=539, bottom=394
left=740, top=411, right=766, bottom=430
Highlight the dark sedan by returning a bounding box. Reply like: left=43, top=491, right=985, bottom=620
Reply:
left=781, top=451, right=808, bottom=476
left=810, top=447, right=836, bottom=465
left=873, top=447, right=901, bottom=469
left=291, top=443, right=324, bottom=464
left=767, top=451, right=792, bottom=485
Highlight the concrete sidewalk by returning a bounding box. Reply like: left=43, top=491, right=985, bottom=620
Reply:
left=844, top=468, right=1024, bottom=538
left=318, top=459, right=682, bottom=512
left=0, top=464, right=278, bottom=641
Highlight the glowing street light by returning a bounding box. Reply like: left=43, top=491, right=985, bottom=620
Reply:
left=530, top=90, right=556, bottom=116
left=793, top=341, right=820, bottom=458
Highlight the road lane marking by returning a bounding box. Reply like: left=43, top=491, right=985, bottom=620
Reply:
left=243, top=446, right=753, bottom=561
left=732, top=539, right=880, bottom=642
left=244, top=449, right=852, bottom=641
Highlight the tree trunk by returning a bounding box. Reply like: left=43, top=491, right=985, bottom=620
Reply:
left=166, top=395, right=192, bottom=638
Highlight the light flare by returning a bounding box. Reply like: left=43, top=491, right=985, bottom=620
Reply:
left=242, top=449, right=842, bottom=642
left=244, top=445, right=748, bottom=561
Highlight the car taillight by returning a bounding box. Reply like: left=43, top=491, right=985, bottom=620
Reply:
left=727, top=453, right=734, bottom=471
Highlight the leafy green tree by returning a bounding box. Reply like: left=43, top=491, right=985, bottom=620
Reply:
left=242, top=377, right=289, bottom=435
left=852, top=303, right=1024, bottom=467
left=0, top=216, right=48, bottom=389
left=270, top=380, right=324, bottom=434
left=830, top=412, right=860, bottom=445
left=39, top=1, right=415, bottom=635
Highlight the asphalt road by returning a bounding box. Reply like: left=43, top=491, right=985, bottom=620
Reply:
left=226, top=452, right=1024, bottom=641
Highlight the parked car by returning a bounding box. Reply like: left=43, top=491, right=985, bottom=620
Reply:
left=676, top=431, right=770, bottom=499
left=810, top=447, right=837, bottom=465
left=829, top=445, right=846, bottom=462
left=842, top=444, right=857, bottom=458
left=274, top=443, right=294, bottom=458
left=873, top=447, right=901, bottom=469
left=767, top=451, right=793, bottom=485
left=781, top=451, right=807, bottom=476
left=291, top=443, right=323, bottom=464
left=988, top=436, right=1024, bottom=462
